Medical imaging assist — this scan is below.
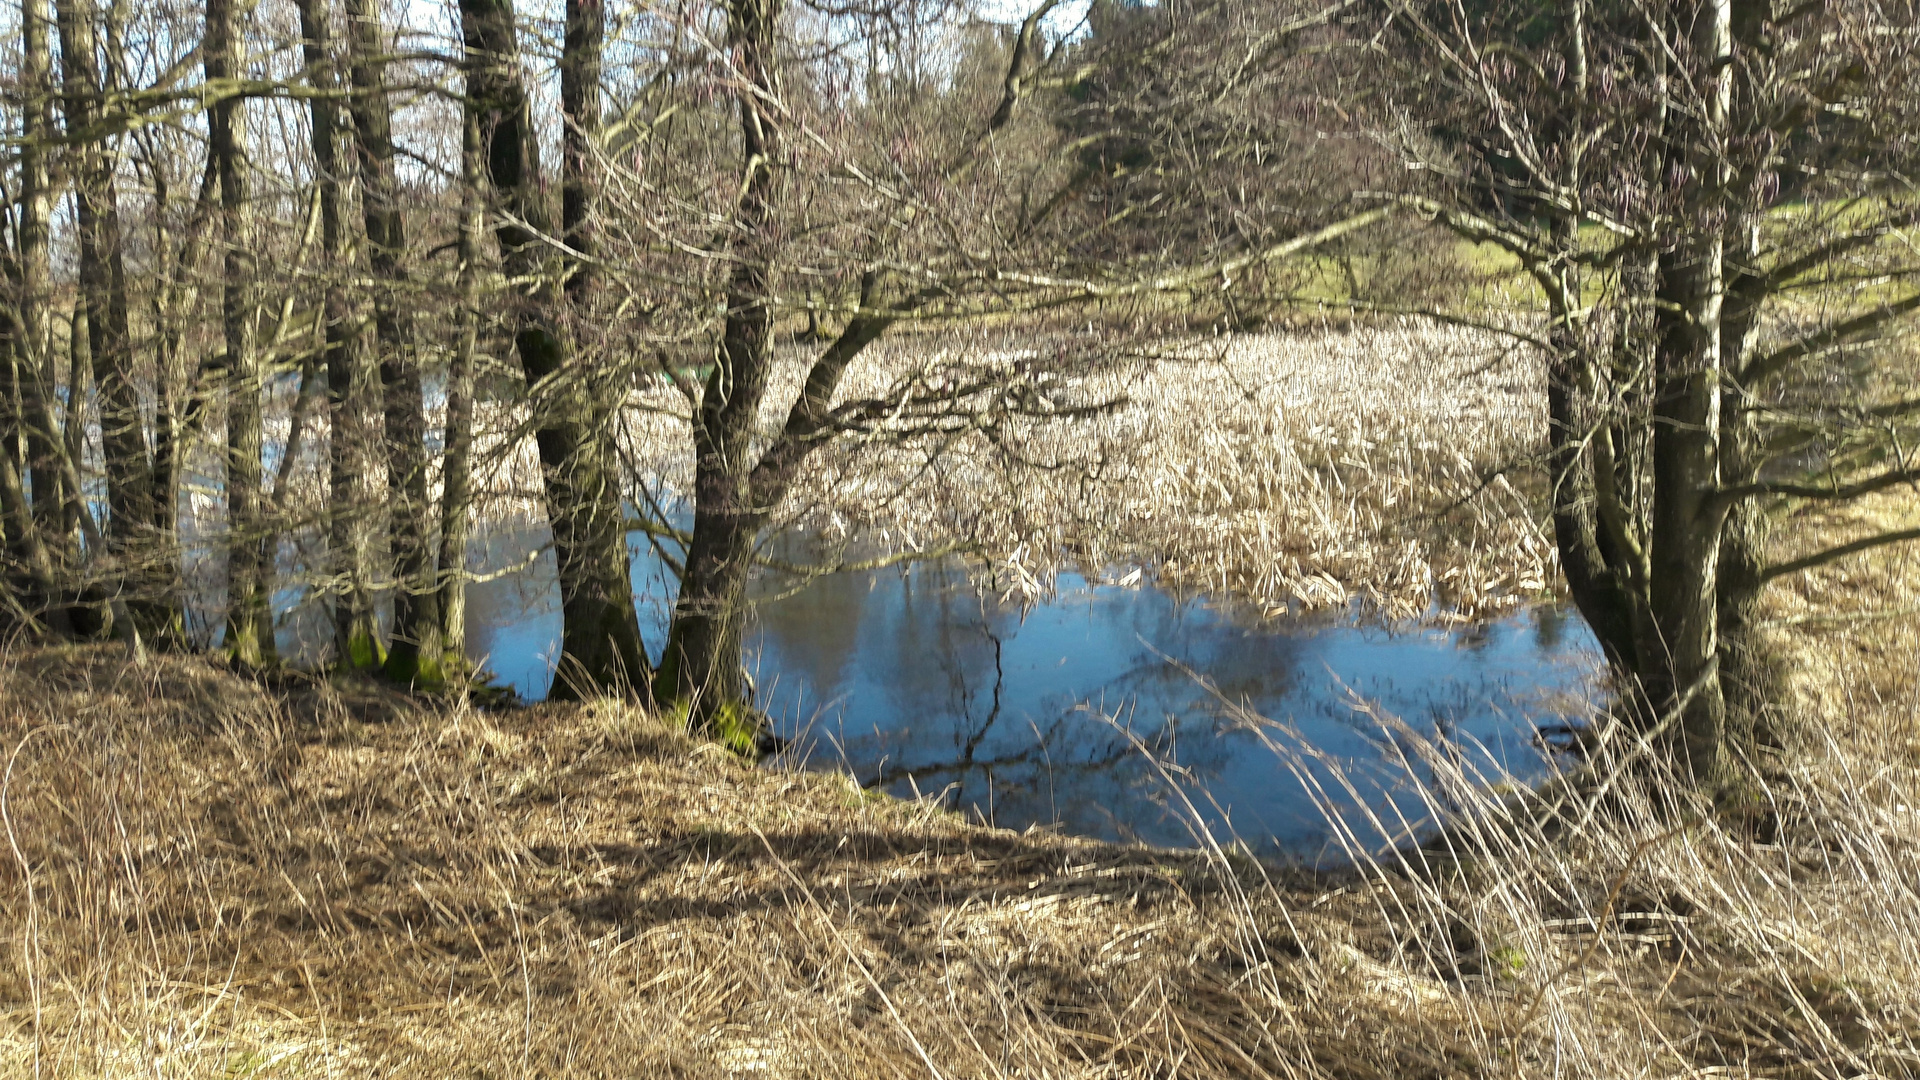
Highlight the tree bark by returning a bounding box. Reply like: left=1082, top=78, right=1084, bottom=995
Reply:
left=561, top=0, right=601, bottom=307
left=57, top=0, right=161, bottom=634
left=660, top=0, right=786, bottom=727
left=1648, top=237, right=1731, bottom=783
left=207, top=0, right=277, bottom=667
left=2, top=0, right=66, bottom=631
left=1544, top=339, right=1641, bottom=673
left=345, top=0, right=443, bottom=686
left=438, top=105, right=484, bottom=662
left=297, top=0, right=381, bottom=669
left=15, top=0, right=70, bottom=584
left=144, top=153, right=217, bottom=640
left=462, top=0, right=653, bottom=702
left=1711, top=0, right=1785, bottom=760
left=1640, top=0, right=1736, bottom=787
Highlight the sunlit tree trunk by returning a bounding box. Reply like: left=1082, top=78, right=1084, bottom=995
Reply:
left=1710, top=0, right=1783, bottom=759
left=15, top=0, right=69, bottom=583
left=297, top=0, right=380, bottom=669
left=2, top=0, right=66, bottom=630
left=659, top=0, right=787, bottom=727
left=207, top=0, right=276, bottom=667
left=57, top=0, right=161, bottom=634
left=462, top=0, right=653, bottom=702
left=346, top=0, right=443, bottom=685
left=437, top=108, right=484, bottom=662
left=1642, top=0, right=1735, bottom=787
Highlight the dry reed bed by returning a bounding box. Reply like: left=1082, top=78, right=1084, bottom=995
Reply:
left=617, top=317, right=1556, bottom=616
left=212, top=318, right=1552, bottom=616
left=4, top=608, right=1917, bottom=1078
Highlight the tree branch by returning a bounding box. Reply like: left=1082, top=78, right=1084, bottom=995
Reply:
left=1761, top=526, right=1920, bottom=581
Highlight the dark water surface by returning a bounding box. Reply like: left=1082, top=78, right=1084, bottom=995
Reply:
left=412, top=525, right=1601, bottom=861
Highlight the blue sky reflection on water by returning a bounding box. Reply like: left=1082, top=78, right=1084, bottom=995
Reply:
left=455, top=525, right=1601, bottom=862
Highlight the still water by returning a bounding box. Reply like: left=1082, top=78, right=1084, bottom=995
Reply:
left=368, top=524, right=1604, bottom=862
left=171, top=376, right=1599, bottom=859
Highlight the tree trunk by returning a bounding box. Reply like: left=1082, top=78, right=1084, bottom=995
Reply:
left=438, top=106, right=484, bottom=662
left=0, top=354, right=64, bottom=630
left=57, top=0, right=161, bottom=634
left=1640, top=0, right=1737, bottom=787
left=207, top=0, right=276, bottom=667
left=297, top=0, right=380, bottom=669
left=345, top=0, right=443, bottom=686
left=462, top=0, right=653, bottom=702
left=145, top=153, right=217, bottom=646
left=663, top=514, right=758, bottom=719
left=1648, top=238, right=1731, bottom=784
left=16, top=0, right=70, bottom=587
left=561, top=0, right=601, bottom=307
left=659, top=0, right=786, bottom=727
left=2, top=0, right=67, bottom=632
left=1711, top=0, right=1781, bottom=761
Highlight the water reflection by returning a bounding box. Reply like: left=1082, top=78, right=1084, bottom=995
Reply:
left=453, top=528, right=1601, bottom=861
left=174, top=389, right=1598, bottom=860
left=748, top=559, right=1597, bottom=860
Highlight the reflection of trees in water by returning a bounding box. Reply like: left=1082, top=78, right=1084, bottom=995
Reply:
left=751, top=553, right=1588, bottom=851
left=850, top=614, right=1258, bottom=847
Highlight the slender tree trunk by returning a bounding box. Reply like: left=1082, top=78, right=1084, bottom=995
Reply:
left=57, top=0, right=160, bottom=633
left=145, top=152, right=217, bottom=641
left=0, top=353, right=64, bottom=628
left=1642, top=0, right=1736, bottom=787
left=297, top=0, right=380, bottom=669
left=1545, top=347, right=1640, bottom=670
left=437, top=108, right=484, bottom=661
left=345, top=0, right=442, bottom=686
left=561, top=0, right=601, bottom=307
left=2, top=0, right=67, bottom=631
left=17, top=0, right=69, bottom=579
left=462, top=0, right=653, bottom=702
left=207, top=0, right=276, bottom=667
left=660, top=0, right=786, bottom=726
left=63, top=305, right=92, bottom=546
left=1711, top=0, right=1784, bottom=760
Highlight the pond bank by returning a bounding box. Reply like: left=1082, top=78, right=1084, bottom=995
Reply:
left=2, top=630, right=1913, bottom=1079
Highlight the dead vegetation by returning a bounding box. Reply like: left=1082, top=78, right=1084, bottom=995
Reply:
left=3, top=517, right=1916, bottom=1080
left=608, top=316, right=1556, bottom=618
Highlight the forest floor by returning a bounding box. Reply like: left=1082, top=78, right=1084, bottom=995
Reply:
left=1, top=518, right=1916, bottom=1078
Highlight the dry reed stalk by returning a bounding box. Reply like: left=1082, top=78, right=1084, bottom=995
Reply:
left=617, top=316, right=1556, bottom=618
left=232, top=317, right=1551, bottom=621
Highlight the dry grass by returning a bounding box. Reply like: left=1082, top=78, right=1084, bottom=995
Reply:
left=232, top=317, right=1553, bottom=621
left=5, top=526, right=1918, bottom=1080
left=11, top=322, right=1915, bottom=1080
left=0, top=646, right=1381, bottom=1078
left=610, top=316, right=1556, bottom=617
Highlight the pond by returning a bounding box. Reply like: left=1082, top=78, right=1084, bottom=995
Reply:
left=403, top=524, right=1601, bottom=863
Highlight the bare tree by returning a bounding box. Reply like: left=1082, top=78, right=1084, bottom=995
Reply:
left=1375, top=0, right=1920, bottom=786
left=205, top=0, right=275, bottom=666
left=2, top=0, right=73, bottom=634
left=56, top=0, right=158, bottom=633
left=296, top=0, right=380, bottom=669
left=462, top=0, right=655, bottom=701
left=346, top=0, right=446, bottom=683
